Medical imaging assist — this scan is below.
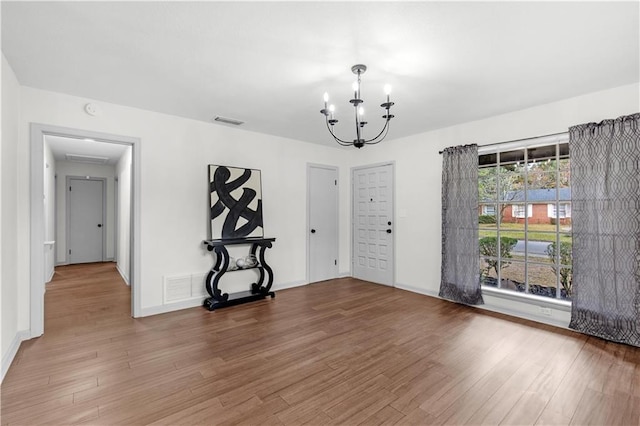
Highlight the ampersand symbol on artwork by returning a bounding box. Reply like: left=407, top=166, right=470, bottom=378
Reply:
left=210, top=166, right=263, bottom=239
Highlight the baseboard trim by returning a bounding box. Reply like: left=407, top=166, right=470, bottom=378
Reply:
left=140, top=298, right=204, bottom=317
left=272, top=280, right=307, bottom=291
left=395, top=282, right=439, bottom=298
left=475, top=302, right=570, bottom=329
left=1, top=330, right=30, bottom=383
left=116, top=264, right=130, bottom=286
left=140, top=280, right=310, bottom=317
left=338, top=272, right=351, bottom=279
left=394, top=282, right=570, bottom=329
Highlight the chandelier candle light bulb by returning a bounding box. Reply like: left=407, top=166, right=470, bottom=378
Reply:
left=320, top=64, right=395, bottom=148
left=384, top=84, right=392, bottom=103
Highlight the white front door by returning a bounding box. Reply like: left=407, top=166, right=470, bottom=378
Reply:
left=352, top=163, right=394, bottom=286
left=308, top=164, right=339, bottom=283
left=68, top=178, right=104, bottom=263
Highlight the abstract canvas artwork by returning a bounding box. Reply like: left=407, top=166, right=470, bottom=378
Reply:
left=209, top=165, right=264, bottom=240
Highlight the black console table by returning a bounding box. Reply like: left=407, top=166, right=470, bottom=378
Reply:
left=202, top=237, right=276, bottom=311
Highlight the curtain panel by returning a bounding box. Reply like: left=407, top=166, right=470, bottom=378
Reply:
left=568, top=113, right=640, bottom=347
left=439, top=144, right=484, bottom=305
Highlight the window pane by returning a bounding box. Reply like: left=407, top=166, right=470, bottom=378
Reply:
left=558, top=203, right=572, bottom=231
left=504, top=231, right=524, bottom=254
left=560, top=232, right=572, bottom=241
left=527, top=228, right=556, bottom=241
left=527, top=264, right=558, bottom=299
left=479, top=167, right=498, bottom=202
left=558, top=268, right=572, bottom=301
left=558, top=158, right=571, bottom=199
left=526, top=240, right=554, bottom=264
left=498, top=165, right=524, bottom=203
left=479, top=229, right=497, bottom=241
left=500, top=260, right=525, bottom=292
left=559, top=143, right=569, bottom=158
left=479, top=153, right=498, bottom=167
left=527, top=170, right=557, bottom=191
left=499, top=150, right=525, bottom=165
left=505, top=203, right=529, bottom=225
left=479, top=204, right=497, bottom=229
left=480, top=256, right=498, bottom=287
left=528, top=145, right=556, bottom=162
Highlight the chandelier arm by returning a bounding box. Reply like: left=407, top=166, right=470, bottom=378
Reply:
left=325, top=118, right=353, bottom=145
left=366, top=121, right=390, bottom=145
left=363, top=118, right=391, bottom=144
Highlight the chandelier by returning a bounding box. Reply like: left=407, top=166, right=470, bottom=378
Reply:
left=320, top=64, right=395, bottom=148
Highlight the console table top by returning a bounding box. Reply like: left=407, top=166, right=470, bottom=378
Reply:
left=203, top=237, right=276, bottom=247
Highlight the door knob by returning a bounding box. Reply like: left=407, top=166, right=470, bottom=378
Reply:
left=311, top=229, right=316, bottom=233
left=386, top=229, right=392, bottom=233
left=97, top=224, right=102, bottom=228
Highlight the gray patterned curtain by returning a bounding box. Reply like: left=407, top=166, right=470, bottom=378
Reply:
left=439, top=144, right=484, bottom=305
left=569, top=113, right=640, bottom=347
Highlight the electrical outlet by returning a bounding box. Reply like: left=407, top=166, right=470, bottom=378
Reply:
left=539, top=306, right=552, bottom=316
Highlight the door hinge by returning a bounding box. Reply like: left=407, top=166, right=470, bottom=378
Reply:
left=334, top=259, right=337, bottom=265
left=69, top=186, right=72, bottom=191
left=69, top=249, right=71, bottom=255
left=334, top=180, right=337, bottom=185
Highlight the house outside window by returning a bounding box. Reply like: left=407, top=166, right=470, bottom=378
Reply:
left=512, top=204, right=532, bottom=218
left=482, top=205, right=496, bottom=216
left=548, top=202, right=571, bottom=219
left=478, top=138, right=572, bottom=302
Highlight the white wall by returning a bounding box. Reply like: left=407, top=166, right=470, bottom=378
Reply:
left=115, top=146, right=132, bottom=284
left=43, top=140, right=56, bottom=281
left=18, top=86, right=351, bottom=316
left=347, top=82, right=640, bottom=327
left=5, top=68, right=638, bottom=377
left=55, top=161, right=116, bottom=263
left=1, top=54, right=26, bottom=381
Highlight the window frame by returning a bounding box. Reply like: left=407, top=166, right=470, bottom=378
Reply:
left=478, top=133, right=572, bottom=305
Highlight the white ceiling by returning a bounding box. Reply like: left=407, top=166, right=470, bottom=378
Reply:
left=3, top=2, right=639, bottom=147
left=45, top=135, right=130, bottom=166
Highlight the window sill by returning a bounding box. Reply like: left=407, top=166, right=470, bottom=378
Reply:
left=481, top=286, right=572, bottom=312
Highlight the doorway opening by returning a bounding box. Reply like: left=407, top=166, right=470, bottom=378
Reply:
left=30, top=124, right=141, bottom=338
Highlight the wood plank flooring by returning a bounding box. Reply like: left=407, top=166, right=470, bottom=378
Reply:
left=2, top=262, right=639, bottom=425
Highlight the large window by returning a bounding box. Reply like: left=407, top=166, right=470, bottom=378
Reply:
left=478, top=140, right=572, bottom=301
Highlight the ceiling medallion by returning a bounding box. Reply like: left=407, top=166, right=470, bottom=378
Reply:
left=320, top=64, right=395, bottom=148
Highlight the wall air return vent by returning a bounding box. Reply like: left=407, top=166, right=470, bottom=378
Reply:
left=65, top=154, right=109, bottom=164
left=213, top=116, right=244, bottom=126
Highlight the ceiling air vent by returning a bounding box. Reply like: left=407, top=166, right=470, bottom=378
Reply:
left=213, top=116, right=244, bottom=126
left=65, top=154, right=109, bottom=165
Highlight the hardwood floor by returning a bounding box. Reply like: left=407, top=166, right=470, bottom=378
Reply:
left=2, top=263, right=639, bottom=425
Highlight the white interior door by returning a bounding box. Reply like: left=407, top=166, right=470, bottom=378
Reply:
left=68, top=178, right=104, bottom=263
left=352, top=163, right=394, bottom=286
left=308, top=165, right=339, bottom=283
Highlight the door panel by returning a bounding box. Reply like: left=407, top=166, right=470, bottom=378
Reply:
left=308, top=165, right=339, bottom=283
left=68, top=178, right=104, bottom=263
left=352, top=164, right=394, bottom=286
